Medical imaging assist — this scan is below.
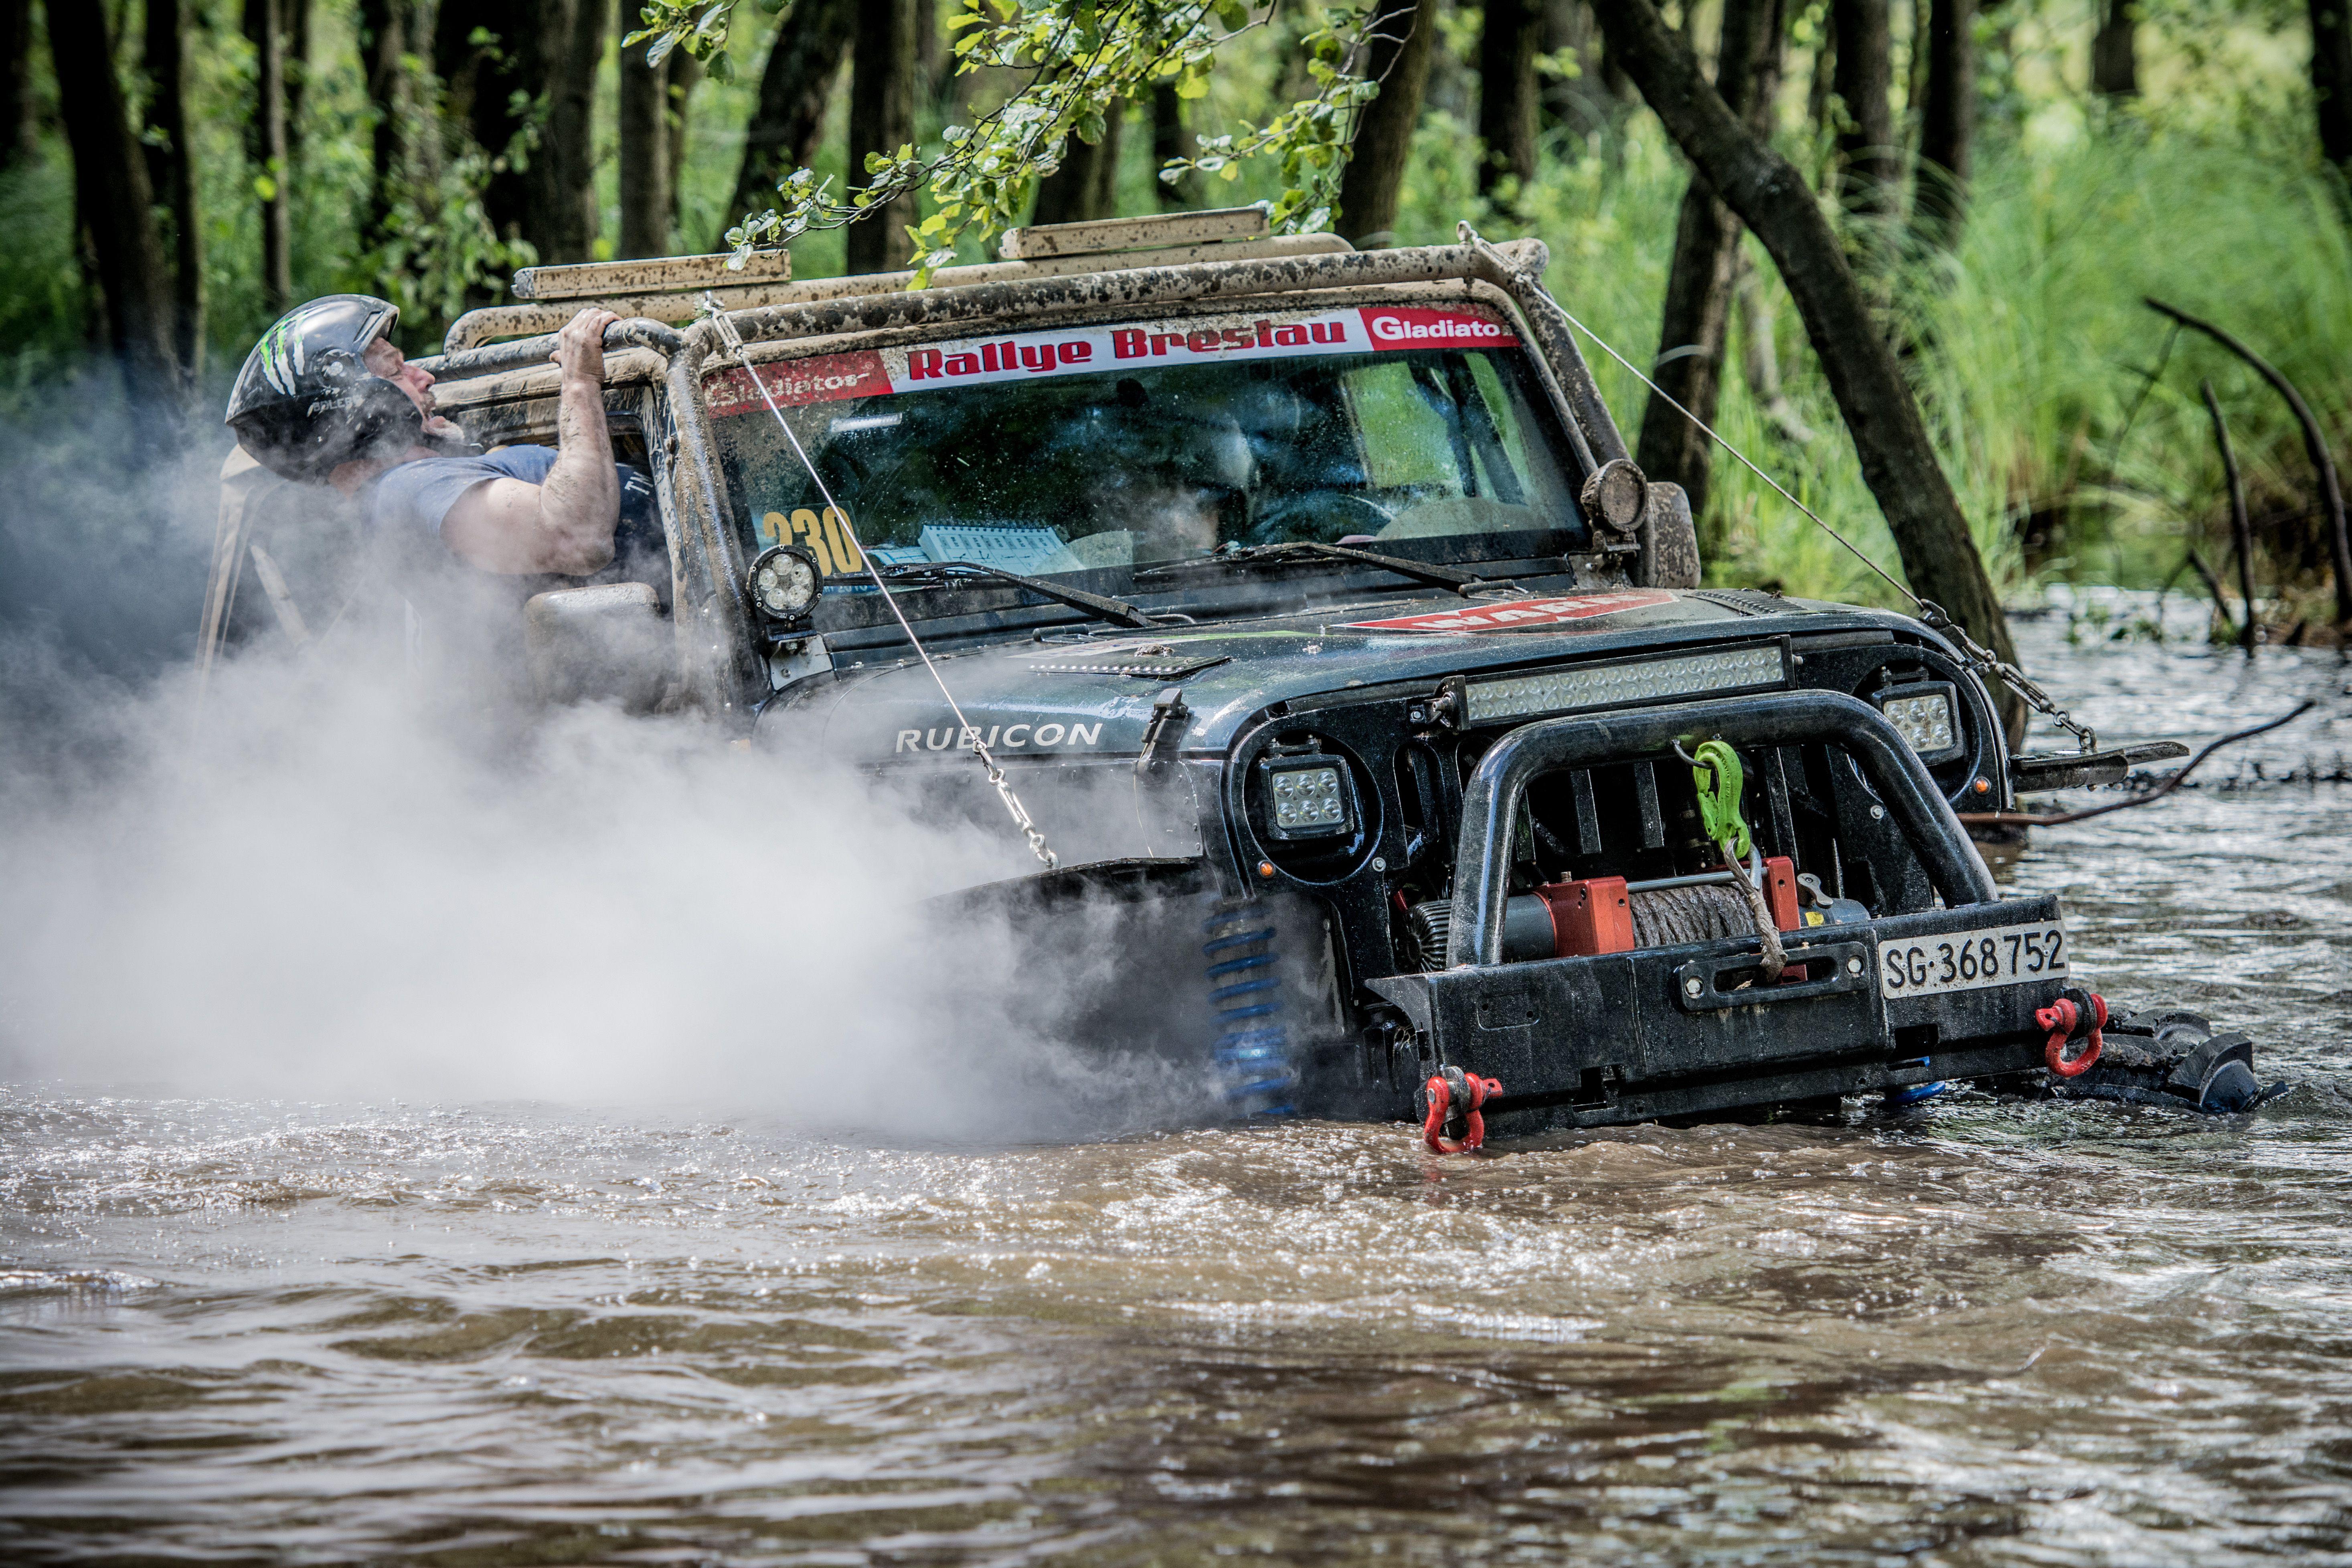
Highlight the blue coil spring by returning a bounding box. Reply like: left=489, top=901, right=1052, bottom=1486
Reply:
left=1202, top=903, right=1298, bottom=1115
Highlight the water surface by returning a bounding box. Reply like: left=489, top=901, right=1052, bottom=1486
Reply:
left=4, top=602, right=2348, bottom=1565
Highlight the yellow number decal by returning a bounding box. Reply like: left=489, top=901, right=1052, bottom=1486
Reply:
left=822, top=506, right=864, bottom=574
left=787, top=507, right=835, bottom=575
left=757, top=510, right=786, bottom=548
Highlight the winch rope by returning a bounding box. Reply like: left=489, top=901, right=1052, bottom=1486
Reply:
left=701, top=298, right=1060, bottom=870
left=1682, top=738, right=1785, bottom=980
left=1458, top=224, right=2099, bottom=755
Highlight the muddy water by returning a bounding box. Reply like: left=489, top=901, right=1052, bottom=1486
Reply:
left=4, top=602, right=2349, bottom=1566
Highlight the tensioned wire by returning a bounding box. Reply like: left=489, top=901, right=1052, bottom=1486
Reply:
left=702, top=298, right=1062, bottom=868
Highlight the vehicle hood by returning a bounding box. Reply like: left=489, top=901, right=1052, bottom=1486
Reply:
left=765, top=587, right=1929, bottom=765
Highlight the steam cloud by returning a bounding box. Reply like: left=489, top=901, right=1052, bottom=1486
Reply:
left=0, top=407, right=1203, bottom=1139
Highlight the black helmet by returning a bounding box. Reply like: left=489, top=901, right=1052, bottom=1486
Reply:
left=225, top=295, right=423, bottom=482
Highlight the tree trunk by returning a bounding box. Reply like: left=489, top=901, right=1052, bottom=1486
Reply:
left=1151, top=83, right=1204, bottom=208
left=2091, top=0, right=2136, bottom=97
left=142, top=0, right=203, bottom=386
left=47, top=0, right=180, bottom=416
left=2311, top=0, right=2352, bottom=181
left=1478, top=0, right=1541, bottom=204
left=1032, top=98, right=1124, bottom=225
left=1337, top=0, right=1436, bottom=247
left=728, top=0, right=857, bottom=247
left=445, top=0, right=605, bottom=265
left=846, top=0, right=916, bottom=273
left=286, top=0, right=313, bottom=138
left=1912, top=0, right=1973, bottom=250
left=1829, top=0, right=1897, bottom=223
left=915, top=0, right=941, bottom=92
left=251, top=0, right=293, bottom=314
left=1806, top=23, right=1835, bottom=150
left=358, top=0, right=406, bottom=249
left=2, top=0, right=34, bottom=170
left=1541, top=0, right=1615, bottom=140
left=619, top=35, right=670, bottom=257
left=540, top=0, right=606, bottom=261
left=1591, top=0, right=2022, bottom=728
left=667, top=50, right=700, bottom=232
left=1634, top=0, right=1782, bottom=527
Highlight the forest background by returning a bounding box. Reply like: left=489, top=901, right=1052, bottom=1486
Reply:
left=2, top=0, right=2348, bottom=672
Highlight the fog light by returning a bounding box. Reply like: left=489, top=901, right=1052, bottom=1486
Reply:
left=1876, top=684, right=1963, bottom=763
left=747, top=544, right=820, bottom=623
left=1260, top=754, right=1356, bottom=840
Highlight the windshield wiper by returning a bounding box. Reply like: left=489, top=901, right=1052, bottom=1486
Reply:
left=872, top=559, right=1162, bottom=630
left=1138, top=541, right=1493, bottom=597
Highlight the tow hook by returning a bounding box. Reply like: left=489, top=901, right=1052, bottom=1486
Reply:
left=1417, top=1065, right=1503, bottom=1154
left=2038, top=987, right=2108, bottom=1077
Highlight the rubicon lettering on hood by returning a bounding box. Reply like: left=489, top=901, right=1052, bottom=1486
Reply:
left=1341, top=591, right=1679, bottom=633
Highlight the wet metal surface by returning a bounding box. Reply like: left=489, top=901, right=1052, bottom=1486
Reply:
left=3, top=604, right=2348, bottom=1564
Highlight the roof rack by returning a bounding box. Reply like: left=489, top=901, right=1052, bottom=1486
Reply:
left=996, top=204, right=1270, bottom=260
left=442, top=251, right=799, bottom=354
left=435, top=206, right=1345, bottom=358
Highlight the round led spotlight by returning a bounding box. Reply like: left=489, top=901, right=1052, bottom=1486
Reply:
left=1579, top=457, right=1650, bottom=535
left=748, top=544, right=820, bottom=624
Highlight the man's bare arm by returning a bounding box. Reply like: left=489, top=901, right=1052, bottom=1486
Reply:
left=441, top=308, right=623, bottom=574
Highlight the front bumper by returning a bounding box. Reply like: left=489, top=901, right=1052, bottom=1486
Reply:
left=1368, top=895, right=2060, bottom=1133
left=1365, top=689, right=2048, bottom=1133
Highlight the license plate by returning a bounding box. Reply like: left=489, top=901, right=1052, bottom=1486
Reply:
left=1877, top=920, right=2067, bottom=999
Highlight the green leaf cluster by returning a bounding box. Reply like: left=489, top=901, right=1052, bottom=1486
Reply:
left=636, top=0, right=1384, bottom=286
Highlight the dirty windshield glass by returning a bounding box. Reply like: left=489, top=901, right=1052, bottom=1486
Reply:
left=705, top=303, right=1588, bottom=585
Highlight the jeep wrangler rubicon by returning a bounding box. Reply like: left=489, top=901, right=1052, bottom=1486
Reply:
left=206, top=206, right=2275, bottom=1138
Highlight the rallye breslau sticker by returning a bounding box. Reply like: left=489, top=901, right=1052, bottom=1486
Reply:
left=704, top=303, right=1524, bottom=414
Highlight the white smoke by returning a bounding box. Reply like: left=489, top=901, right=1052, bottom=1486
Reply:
left=0, top=563, right=1205, bottom=1139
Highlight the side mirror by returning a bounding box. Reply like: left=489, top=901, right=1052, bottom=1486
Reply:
left=522, top=582, right=670, bottom=709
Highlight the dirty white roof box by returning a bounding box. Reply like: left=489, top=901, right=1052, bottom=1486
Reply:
left=996, top=204, right=1271, bottom=261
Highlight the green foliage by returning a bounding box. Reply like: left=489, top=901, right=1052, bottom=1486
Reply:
left=629, top=0, right=1379, bottom=283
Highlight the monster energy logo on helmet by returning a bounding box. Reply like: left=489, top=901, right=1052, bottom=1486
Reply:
left=252, top=312, right=312, bottom=397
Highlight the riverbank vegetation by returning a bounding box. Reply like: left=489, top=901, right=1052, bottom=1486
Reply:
left=1, top=0, right=2344, bottom=637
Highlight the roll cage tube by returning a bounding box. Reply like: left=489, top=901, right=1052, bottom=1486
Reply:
left=1443, top=690, right=2001, bottom=970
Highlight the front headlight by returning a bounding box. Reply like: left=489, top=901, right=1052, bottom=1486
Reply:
left=1261, top=756, right=1355, bottom=840
left=1876, top=684, right=1964, bottom=763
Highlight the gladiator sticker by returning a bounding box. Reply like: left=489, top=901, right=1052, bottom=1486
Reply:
left=705, top=351, right=890, bottom=417
left=1340, top=591, right=1679, bottom=633
left=1360, top=306, right=1520, bottom=352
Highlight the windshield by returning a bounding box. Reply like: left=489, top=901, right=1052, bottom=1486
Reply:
left=706, top=302, right=1589, bottom=589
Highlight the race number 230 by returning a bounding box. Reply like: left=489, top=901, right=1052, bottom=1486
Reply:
left=758, top=507, right=865, bottom=577
left=1877, top=921, right=2067, bottom=999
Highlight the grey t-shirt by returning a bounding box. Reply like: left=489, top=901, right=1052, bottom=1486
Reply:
left=368, top=445, right=563, bottom=544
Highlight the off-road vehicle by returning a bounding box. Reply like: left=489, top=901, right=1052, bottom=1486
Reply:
left=204, top=207, right=2274, bottom=1139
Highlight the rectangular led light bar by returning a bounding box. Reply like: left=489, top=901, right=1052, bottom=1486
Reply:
left=1463, top=643, right=1788, bottom=724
